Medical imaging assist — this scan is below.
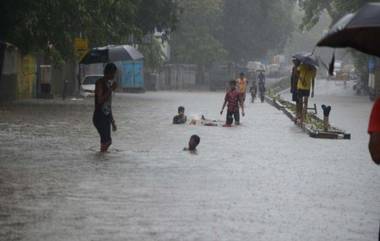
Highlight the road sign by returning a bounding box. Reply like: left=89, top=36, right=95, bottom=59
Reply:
left=74, top=37, right=88, bottom=59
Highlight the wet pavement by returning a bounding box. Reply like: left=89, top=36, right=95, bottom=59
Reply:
left=0, top=80, right=379, bottom=241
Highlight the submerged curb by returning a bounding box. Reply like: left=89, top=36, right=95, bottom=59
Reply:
left=264, top=95, right=351, bottom=140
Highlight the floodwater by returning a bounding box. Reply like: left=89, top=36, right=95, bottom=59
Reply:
left=0, top=80, right=379, bottom=241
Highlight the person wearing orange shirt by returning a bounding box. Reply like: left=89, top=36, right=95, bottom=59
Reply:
left=236, top=72, right=248, bottom=103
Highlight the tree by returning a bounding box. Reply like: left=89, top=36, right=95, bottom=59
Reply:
left=0, top=0, right=179, bottom=61
left=170, top=0, right=227, bottom=66
left=138, top=37, right=166, bottom=72
left=222, top=0, right=295, bottom=63
left=169, top=0, right=227, bottom=83
left=283, top=7, right=333, bottom=61
left=298, top=0, right=374, bottom=30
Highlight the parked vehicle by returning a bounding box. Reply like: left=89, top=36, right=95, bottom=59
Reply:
left=267, top=64, right=280, bottom=77
left=246, top=61, right=265, bottom=73
left=80, top=75, right=102, bottom=97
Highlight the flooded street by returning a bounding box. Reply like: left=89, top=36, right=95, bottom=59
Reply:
left=0, top=81, right=379, bottom=241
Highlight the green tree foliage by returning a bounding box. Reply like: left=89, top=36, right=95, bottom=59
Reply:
left=222, top=0, right=295, bottom=63
left=284, top=9, right=331, bottom=57
left=170, top=0, right=295, bottom=66
left=0, top=0, right=178, bottom=60
left=170, top=0, right=227, bottom=66
left=138, top=37, right=166, bottom=72
left=299, top=0, right=380, bottom=30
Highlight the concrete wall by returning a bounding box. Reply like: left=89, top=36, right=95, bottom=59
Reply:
left=0, top=44, right=78, bottom=102
left=17, top=55, right=37, bottom=99
left=51, top=61, right=76, bottom=97
left=370, top=70, right=380, bottom=100
left=1, top=50, right=38, bottom=101
left=368, top=58, right=380, bottom=100
left=156, top=64, right=197, bottom=90
left=0, top=46, right=19, bottom=101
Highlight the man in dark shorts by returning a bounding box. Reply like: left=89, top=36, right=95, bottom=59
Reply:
left=220, top=80, right=245, bottom=127
left=93, top=63, right=118, bottom=152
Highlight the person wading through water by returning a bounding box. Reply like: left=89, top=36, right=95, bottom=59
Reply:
left=220, top=80, right=245, bottom=127
left=93, top=63, right=118, bottom=152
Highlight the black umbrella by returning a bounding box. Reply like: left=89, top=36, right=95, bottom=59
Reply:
left=317, top=3, right=380, bottom=57
left=80, top=45, right=144, bottom=64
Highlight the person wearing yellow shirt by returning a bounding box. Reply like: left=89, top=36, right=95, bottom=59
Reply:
left=236, top=72, right=248, bottom=103
left=296, top=64, right=316, bottom=125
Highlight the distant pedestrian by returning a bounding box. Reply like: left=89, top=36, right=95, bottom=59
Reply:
left=183, top=135, right=200, bottom=152
left=220, top=80, right=245, bottom=127
left=93, top=63, right=118, bottom=152
left=296, top=64, right=316, bottom=125
left=173, top=106, right=187, bottom=124
left=249, top=80, right=257, bottom=103
left=257, top=71, right=266, bottom=103
left=236, top=72, right=248, bottom=103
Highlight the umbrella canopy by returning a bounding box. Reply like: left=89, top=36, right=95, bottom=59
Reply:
left=292, top=52, right=312, bottom=60
left=80, top=45, right=144, bottom=64
left=302, top=56, right=319, bottom=69
left=317, top=3, right=380, bottom=57
left=292, top=52, right=319, bottom=68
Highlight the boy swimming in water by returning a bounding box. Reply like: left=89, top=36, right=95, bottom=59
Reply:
left=183, top=135, right=200, bottom=152
left=173, top=106, right=187, bottom=124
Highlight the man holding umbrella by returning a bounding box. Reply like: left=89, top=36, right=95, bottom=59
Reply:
left=80, top=45, right=144, bottom=152
left=296, top=62, right=316, bottom=125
